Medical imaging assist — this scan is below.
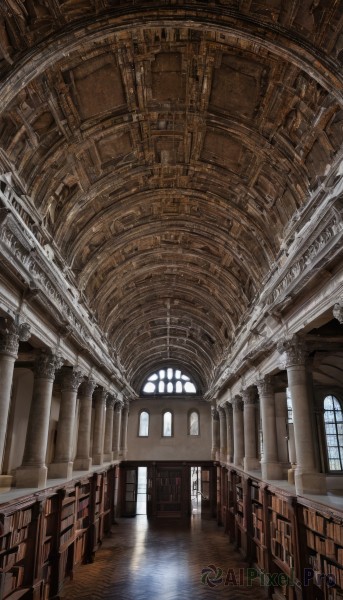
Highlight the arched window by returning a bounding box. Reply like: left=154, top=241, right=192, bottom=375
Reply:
left=138, top=410, right=149, bottom=437
left=163, top=411, right=173, bottom=437
left=189, top=410, right=199, bottom=436
left=323, top=395, right=343, bottom=471
left=141, top=368, right=197, bottom=395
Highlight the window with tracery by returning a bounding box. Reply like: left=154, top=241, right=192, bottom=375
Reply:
left=142, top=368, right=197, bottom=395
left=323, top=395, right=343, bottom=471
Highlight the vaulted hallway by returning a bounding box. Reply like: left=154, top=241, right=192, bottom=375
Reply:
left=60, top=515, right=269, bottom=600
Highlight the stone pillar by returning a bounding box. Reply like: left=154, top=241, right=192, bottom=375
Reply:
left=112, top=401, right=122, bottom=460
left=0, top=319, right=30, bottom=486
left=274, top=391, right=290, bottom=470
left=74, top=378, right=96, bottom=471
left=49, top=367, right=83, bottom=479
left=242, top=387, right=260, bottom=471
left=211, top=407, right=220, bottom=460
left=232, top=396, right=244, bottom=468
left=16, top=350, right=63, bottom=488
left=257, top=376, right=282, bottom=479
left=120, top=402, right=129, bottom=459
left=92, top=387, right=107, bottom=465
left=218, top=406, right=227, bottom=462
left=224, top=402, right=233, bottom=463
left=278, top=336, right=326, bottom=494
left=103, top=395, right=115, bottom=462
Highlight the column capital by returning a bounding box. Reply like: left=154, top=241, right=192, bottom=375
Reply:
left=333, top=295, right=343, bottom=324
left=106, top=394, right=115, bottom=409
left=60, top=366, right=83, bottom=392
left=0, top=317, right=31, bottom=357
left=218, top=405, right=226, bottom=417
left=232, top=395, right=243, bottom=411
left=79, top=377, right=96, bottom=397
left=94, top=387, right=108, bottom=405
left=256, top=375, right=273, bottom=396
left=241, top=387, right=256, bottom=405
left=211, top=406, right=219, bottom=421
left=224, top=402, right=232, bottom=414
left=34, top=350, right=63, bottom=380
left=114, top=400, right=124, bottom=413
left=277, top=335, right=306, bottom=368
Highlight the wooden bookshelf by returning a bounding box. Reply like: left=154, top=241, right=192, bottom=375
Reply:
left=0, top=466, right=116, bottom=600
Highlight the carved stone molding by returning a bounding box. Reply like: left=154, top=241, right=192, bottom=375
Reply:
left=256, top=375, right=274, bottom=397
left=232, top=395, right=243, bottom=411
left=79, top=378, right=96, bottom=398
left=277, top=335, right=306, bottom=368
left=60, top=367, right=83, bottom=392
left=0, top=317, right=31, bottom=357
left=34, top=350, right=64, bottom=380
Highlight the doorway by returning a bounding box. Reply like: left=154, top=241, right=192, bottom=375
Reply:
left=136, top=466, right=147, bottom=515
left=190, top=466, right=211, bottom=515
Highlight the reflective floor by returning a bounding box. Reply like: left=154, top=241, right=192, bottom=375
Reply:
left=60, top=515, right=268, bottom=600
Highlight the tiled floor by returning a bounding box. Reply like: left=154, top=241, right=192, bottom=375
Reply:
left=60, top=515, right=269, bottom=600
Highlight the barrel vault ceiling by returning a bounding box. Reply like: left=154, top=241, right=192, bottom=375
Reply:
left=0, top=1, right=342, bottom=395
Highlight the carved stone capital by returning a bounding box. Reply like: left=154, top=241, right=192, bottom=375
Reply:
left=94, top=387, right=108, bottom=405
left=333, top=296, right=343, bottom=324
left=34, top=351, right=64, bottom=380
left=60, top=367, right=83, bottom=392
left=0, top=317, right=31, bottom=357
left=106, top=394, right=115, bottom=409
left=256, top=375, right=274, bottom=397
left=79, top=378, right=96, bottom=398
left=242, top=387, right=256, bottom=405
left=224, top=402, right=233, bottom=415
left=277, top=335, right=306, bottom=368
left=211, top=407, right=219, bottom=421
left=232, top=395, right=243, bottom=411
left=114, top=401, right=123, bottom=414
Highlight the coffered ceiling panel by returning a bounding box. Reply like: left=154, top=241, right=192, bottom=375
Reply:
left=0, top=1, right=342, bottom=394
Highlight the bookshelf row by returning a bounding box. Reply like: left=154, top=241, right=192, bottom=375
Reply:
left=218, top=465, right=343, bottom=600
left=0, top=466, right=117, bottom=600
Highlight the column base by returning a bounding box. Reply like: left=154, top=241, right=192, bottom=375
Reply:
left=73, top=457, right=92, bottom=471
left=261, top=461, right=283, bottom=480
left=92, top=453, right=104, bottom=465
left=226, top=455, right=233, bottom=464
left=0, top=475, right=13, bottom=489
left=244, top=457, right=260, bottom=471
left=233, top=458, right=244, bottom=468
left=103, top=452, right=114, bottom=462
left=48, top=461, right=73, bottom=479
left=295, top=470, right=327, bottom=495
left=16, top=465, right=47, bottom=488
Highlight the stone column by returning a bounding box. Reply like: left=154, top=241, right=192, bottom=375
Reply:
left=232, top=396, right=244, bottom=468
left=16, top=350, right=63, bottom=488
left=242, top=387, right=260, bottom=471
left=120, top=402, right=129, bottom=459
left=211, top=407, right=220, bottom=460
left=0, top=319, right=30, bottom=486
left=103, top=395, right=115, bottom=462
left=112, top=401, right=122, bottom=460
left=74, top=378, right=96, bottom=471
left=256, top=376, right=282, bottom=479
left=224, top=402, right=233, bottom=463
left=278, top=336, right=326, bottom=494
left=92, top=387, right=107, bottom=465
left=49, top=367, right=83, bottom=479
left=218, top=406, right=227, bottom=462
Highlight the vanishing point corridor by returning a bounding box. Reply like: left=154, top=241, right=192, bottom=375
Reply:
left=60, top=515, right=268, bottom=600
